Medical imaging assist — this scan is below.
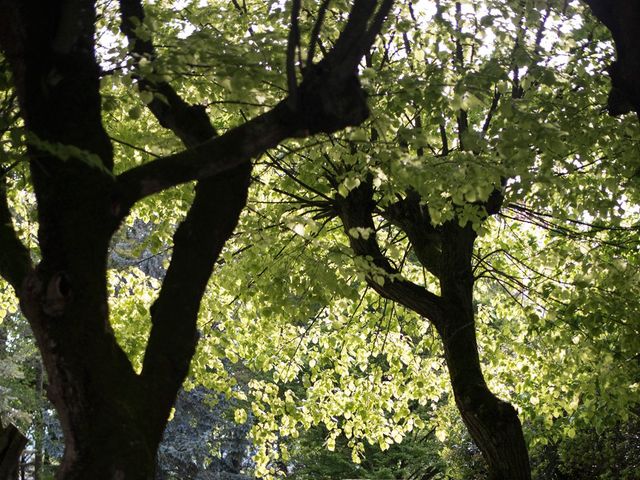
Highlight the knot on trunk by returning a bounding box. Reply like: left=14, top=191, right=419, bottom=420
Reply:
left=42, top=271, right=72, bottom=317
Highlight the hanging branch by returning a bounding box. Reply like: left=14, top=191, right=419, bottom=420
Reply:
left=336, top=179, right=445, bottom=328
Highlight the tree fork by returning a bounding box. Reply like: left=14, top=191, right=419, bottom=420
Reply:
left=338, top=184, right=531, bottom=479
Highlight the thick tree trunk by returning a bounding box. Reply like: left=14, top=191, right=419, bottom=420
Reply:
left=53, top=418, right=156, bottom=480
left=0, top=422, right=27, bottom=480
left=583, top=0, right=640, bottom=117
left=0, top=3, right=159, bottom=478
left=20, top=281, right=159, bottom=480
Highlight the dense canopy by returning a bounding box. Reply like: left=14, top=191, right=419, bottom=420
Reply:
left=0, top=0, right=639, bottom=479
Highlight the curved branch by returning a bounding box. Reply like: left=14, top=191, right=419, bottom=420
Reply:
left=324, top=0, right=393, bottom=75
left=337, top=180, right=444, bottom=328
left=140, top=164, right=251, bottom=443
left=114, top=101, right=294, bottom=214
left=116, top=0, right=395, bottom=215
left=118, top=0, right=395, bottom=440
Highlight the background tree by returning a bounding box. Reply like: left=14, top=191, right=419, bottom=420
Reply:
left=156, top=387, right=252, bottom=480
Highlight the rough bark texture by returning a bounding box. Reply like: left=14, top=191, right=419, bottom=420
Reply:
left=338, top=182, right=531, bottom=480
left=438, top=222, right=530, bottom=480
left=583, top=0, right=640, bottom=117
left=0, top=422, right=26, bottom=480
left=0, top=0, right=392, bottom=478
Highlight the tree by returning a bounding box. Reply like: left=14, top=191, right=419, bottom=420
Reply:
left=1, top=1, right=639, bottom=480
left=188, top=1, right=639, bottom=479
left=0, top=0, right=393, bottom=478
left=156, top=387, right=252, bottom=480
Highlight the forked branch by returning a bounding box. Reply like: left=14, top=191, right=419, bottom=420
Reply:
left=114, top=0, right=394, bottom=215
left=337, top=180, right=444, bottom=328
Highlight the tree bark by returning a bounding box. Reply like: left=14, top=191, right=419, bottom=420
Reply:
left=0, top=422, right=27, bottom=480
left=0, top=0, right=393, bottom=478
left=443, top=330, right=531, bottom=480
left=582, top=0, right=640, bottom=117
left=338, top=185, right=531, bottom=479
left=437, top=222, right=530, bottom=480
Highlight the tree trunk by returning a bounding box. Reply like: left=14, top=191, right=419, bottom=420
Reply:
left=438, top=222, right=530, bottom=480
left=0, top=422, right=27, bottom=480
left=583, top=0, right=640, bottom=117
left=53, top=423, right=156, bottom=480
left=439, top=308, right=531, bottom=480
left=338, top=185, right=532, bottom=479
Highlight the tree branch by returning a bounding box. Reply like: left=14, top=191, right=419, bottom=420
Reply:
left=115, top=0, right=394, bottom=216
left=481, top=88, right=501, bottom=137
left=114, top=101, right=294, bottom=214
left=140, top=164, right=251, bottom=443
left=118, top=0, right=253, bottom=438
left=337, top=180, right=444, bottom=328
left=118, top=0, right=394, bottom=438
left=325, top=0, right=393, bottom=74
left=0, top=175, right=33, bottom=291
left=307, top=0, right=331, bottom=66
left=381, top=191, right=442, bottom=278
left=119, top=0, right=217, bottom=146
left=287, top=0, right=302, bottom=106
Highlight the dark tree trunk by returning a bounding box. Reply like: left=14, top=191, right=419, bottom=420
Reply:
left=0, top=2, right=155, bottom=478
left=582, top=0, right=640, bottom=117
left=439, top=308, right=531, bottom=480
left=0, top=422, right=27, bottom=480
left=338, top=185, right=531, bottom=480
left=437, top=222, right=531, bottom=480
left=0, top=0, right=391, bottom=477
